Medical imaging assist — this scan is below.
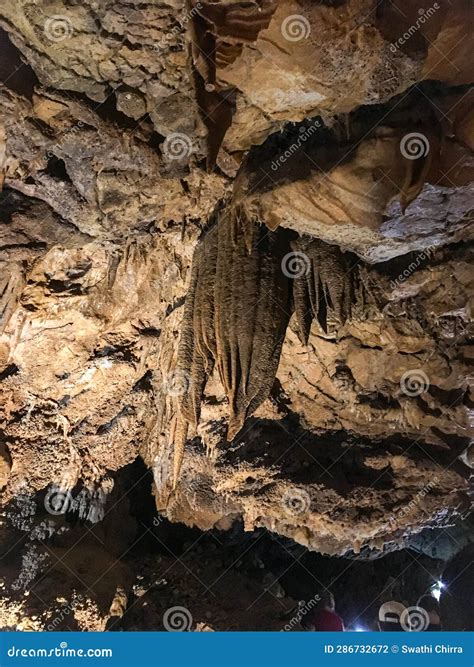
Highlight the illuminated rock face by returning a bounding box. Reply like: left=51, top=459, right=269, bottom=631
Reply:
left=0, top=1, right=472, bottom=625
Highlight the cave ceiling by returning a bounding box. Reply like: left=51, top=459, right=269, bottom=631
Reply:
left=0, top=0, right=472, bottom=564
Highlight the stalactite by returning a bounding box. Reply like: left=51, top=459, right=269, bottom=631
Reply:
left=178, top=229, right=218, bottom=427
left=0, top=263, right=24, bottom=334
left=291, top=237, right=362, bottom=344
left=216, top=211, right=291, bottom=439
left=174, top=211, right=378, bottom=483
left=176, top=205, right=292, bottom=480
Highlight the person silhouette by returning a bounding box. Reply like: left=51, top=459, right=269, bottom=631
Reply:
left=307, top=591, right=344, bottom=631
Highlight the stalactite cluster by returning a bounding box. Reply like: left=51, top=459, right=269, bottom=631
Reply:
left=176, top=207, right=370, bottom=476
left=178, top=207, right=292, bottom=445
left=291, top=237, right=365, bottom=344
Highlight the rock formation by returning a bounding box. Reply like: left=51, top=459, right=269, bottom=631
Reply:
left=0, top=0, right=472, bottom=631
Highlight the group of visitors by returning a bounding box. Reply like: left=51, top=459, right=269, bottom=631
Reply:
left=302, top=590, right=441, bottom=631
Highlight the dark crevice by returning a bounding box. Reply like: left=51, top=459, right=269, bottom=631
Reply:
left=358, top=393, right=400, bottom=410
left=96, top=405, right=134, bottom=435
left=0, top=27, right=38, bottom=99
left=0, top=364, right=19, bottom=381
left=42, top=156, right=73, bottom=183
left=132, top=370, right=153, bottom=393
left=0, top=241, right=47, bottom=253
left=165, top=295, right=186, bottom=317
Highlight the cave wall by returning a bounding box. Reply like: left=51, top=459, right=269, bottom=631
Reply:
left=0, top=0, right=472, bottom=584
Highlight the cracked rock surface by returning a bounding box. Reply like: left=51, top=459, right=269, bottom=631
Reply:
left=0, top=0, right=472, bottom=631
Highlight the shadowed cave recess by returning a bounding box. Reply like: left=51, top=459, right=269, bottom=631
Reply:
left=0, top=0, right=473, bottom=633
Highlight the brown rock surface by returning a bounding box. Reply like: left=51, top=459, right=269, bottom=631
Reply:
left=0, top=0, right=472, bottom=631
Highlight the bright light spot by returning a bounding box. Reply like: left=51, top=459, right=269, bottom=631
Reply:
left=431, top=580, right=445, bottom=601
left=354, top=625, right=366, bottom=632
